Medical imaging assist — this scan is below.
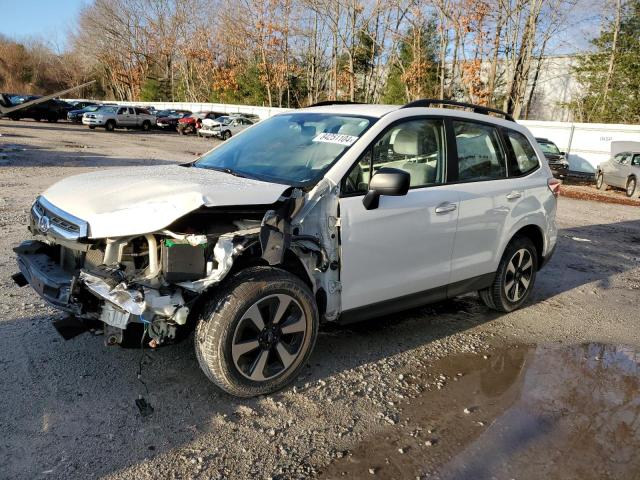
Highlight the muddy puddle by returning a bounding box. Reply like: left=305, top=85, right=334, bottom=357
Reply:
left=320, top=343, right=640, bottom=479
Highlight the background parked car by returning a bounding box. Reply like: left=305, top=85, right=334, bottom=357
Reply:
left=6, top=96, right=73, bottom=122
left=156, top=109, right=192, bottom=130
left=198, top=115, right=255, bottom=140
left=82, top=105, right=156, bottom=131
left=535, top=137, right=569, bottom=179
left=176, top=111, right=224, bottom=135
left=69, top=100, right=98, bottom=110
left=596, top=151, right=640, bottom=197
left=67, top=104, right=114, bottom=123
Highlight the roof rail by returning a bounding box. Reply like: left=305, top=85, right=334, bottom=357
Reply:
left=401, top=99, right=514, bottom=122
left=306, top=100, right=363, bottom=107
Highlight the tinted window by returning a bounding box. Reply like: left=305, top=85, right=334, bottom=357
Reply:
left=506, top=130, right=539, bottom=176
left=117, top=107, right=127, bottom=114
left=343, top=118, right=446, bottom=194
left=453, top=121, right=506, bottom=181
left=632, top=154, right=640, bottom=166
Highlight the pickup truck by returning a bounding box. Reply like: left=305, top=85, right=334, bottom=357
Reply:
left=82, top=106, right=156, bottom=131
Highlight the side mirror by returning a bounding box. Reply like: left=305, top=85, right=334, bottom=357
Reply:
left=363, top=168, right=410, bottom=210
left=559, top=151, right=566, bottom=156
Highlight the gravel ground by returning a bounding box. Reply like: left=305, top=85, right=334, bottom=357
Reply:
left=1, top=120, right=639, bottom=480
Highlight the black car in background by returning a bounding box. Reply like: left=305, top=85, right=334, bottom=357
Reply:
left=536, top=137, right=570, bottom=179
left=156, top=109, right=192, bottom=130
left=6, top=95, right=74, bottom=123
left=69, top=100, right=98, bottom=111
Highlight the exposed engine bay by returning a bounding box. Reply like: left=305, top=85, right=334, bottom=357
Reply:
left=14, top=179, right=341, bottom=347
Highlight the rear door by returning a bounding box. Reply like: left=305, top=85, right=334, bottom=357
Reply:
left=606, top=153, right=629, bottom=187
left=116, top=107, right=131, bottom=126
left=339, top=117, right=459, bottom=312
left=448, top=120, right=525, bottom=283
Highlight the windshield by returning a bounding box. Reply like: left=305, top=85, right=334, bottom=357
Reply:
left=216, top=116, right=232, bottom=125
left=98, top=106, right=117, bottom=114
left=83, top=105, right=100, bottom=112
left=538, top=141, right=560, bottom=155
left=194, top=112, right=373, bottom=186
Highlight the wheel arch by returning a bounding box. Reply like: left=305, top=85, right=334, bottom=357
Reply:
left=498, top=222, right=547, bottom=271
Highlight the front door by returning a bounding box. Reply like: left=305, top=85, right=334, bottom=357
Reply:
left=339, top=118, right=459, bottom=312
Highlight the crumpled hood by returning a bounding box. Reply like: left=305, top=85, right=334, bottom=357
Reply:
left=41, top=164, right=289, bottom=238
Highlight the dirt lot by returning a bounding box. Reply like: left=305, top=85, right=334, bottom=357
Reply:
left=1, top=120, right=640, bottom=480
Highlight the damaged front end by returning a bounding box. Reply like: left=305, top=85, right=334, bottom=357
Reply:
left=14, top=184, right=340, bottom=346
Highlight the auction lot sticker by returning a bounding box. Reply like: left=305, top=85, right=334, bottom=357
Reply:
left=313, top=132, right=359, bottom=146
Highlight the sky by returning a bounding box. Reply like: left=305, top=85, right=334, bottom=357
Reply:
left=0, top=0, right=602, bottom=55
left=0, top=0, right=88, bottom=51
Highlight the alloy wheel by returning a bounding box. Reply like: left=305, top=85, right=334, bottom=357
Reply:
left=627, top=178, right=636, bottom=197
left=504, top=248, right=534, bottom=303
left=231, top=294, right=307, bottom=381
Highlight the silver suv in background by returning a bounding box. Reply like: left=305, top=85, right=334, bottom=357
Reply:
left=14, top=100, right=558, bottom=397
left=596, top=151, right=640, bottom=197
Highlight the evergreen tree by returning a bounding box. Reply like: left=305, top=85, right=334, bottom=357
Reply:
left=382, top=20, right=440, bottom=104
left=570, top=0, right=640, bottom=123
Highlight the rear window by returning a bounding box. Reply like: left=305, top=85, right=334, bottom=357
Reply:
left=506, top=130, right=540, bottom=176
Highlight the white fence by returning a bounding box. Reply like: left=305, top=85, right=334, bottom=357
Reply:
left=520, top=120, right=640, bottom=174
left=66, top=99, right=640, bottom=174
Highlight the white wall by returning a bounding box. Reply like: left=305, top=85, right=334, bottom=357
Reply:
left=520, top=120, right=640, bottom=174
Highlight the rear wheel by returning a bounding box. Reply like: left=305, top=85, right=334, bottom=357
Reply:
left=478, top=236, right=538, bottom=313
left=105, top=120, right=116, bottom=132
left=195, top=267, right=318, bottom=397
left=626, top=177, right=637, bottom=197
left=46, top=113, right=58, bottom=123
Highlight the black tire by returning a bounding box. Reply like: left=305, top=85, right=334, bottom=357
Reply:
left=47, top=113, right=58, bottom=123
left=222, top=130, right=231, bottom=141
left=88, top=126, right=96, bottom=130
left=478, top=236, right=538, bottom=313
left=10, top=116, right=20, bottom=121
left=195, top=267, right=318, bottom=397
left=596, top=172, right=607, bottom=190
left=105, top=120, right=116, bottom=132
left=626, top=177, right=636, bottom=197
left=141, top=120, right=151, bottom=131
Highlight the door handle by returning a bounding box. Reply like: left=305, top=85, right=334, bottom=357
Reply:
left=435, top=202, right=457, bottom=214
left=506, top=191, right=522, bottom=200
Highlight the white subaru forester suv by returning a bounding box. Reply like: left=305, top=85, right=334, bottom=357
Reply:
left=14, top=100, right=558, bottom=397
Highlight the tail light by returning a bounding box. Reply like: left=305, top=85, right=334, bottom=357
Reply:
left=548, top=178, right=561, bottom=197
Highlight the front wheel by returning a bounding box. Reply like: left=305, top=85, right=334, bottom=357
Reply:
left=626, top=177, right=637, bottom=197
left=596, top=172, right=607, bottom=190
left=478, top=236, right=538, bottom=312
left=141, top=120, right=151, bottom=131
left=195, top=267, right=318, bottom=397
left=222, top=130, right=231, bottom=141
left=105, top=120, right=116, bottom=132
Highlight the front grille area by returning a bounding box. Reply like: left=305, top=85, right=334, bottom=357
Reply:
left=34, top=200, right=81, bottom=234
left=32, top=197, right=89, bottom=240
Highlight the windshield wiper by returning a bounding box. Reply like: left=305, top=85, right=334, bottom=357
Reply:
left=197, top=165, right=248, bottom=178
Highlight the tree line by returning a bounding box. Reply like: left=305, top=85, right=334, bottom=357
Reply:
left=0, top=0, right=638, bottom=123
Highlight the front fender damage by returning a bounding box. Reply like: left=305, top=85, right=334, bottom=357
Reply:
left=20, top=183, right=342, bottom=347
